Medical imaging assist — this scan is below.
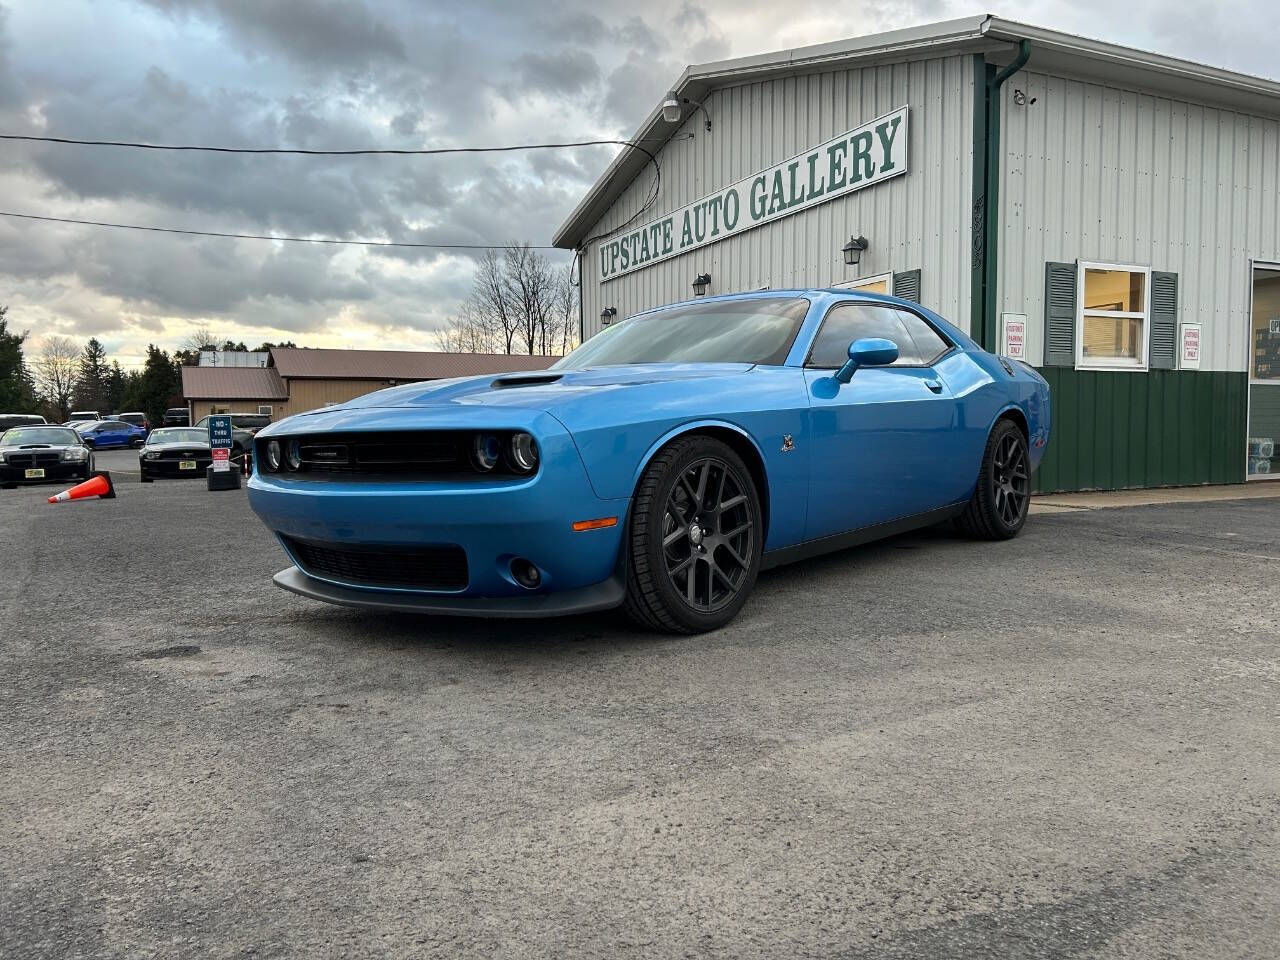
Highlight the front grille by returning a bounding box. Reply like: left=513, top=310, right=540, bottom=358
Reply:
left=7, top=452, right=61, bottom=467
left=261, top=430, right=469, bottom=478
left=283, top=536, right=469, bottom=591
left=158, top=449, right=210, bottom=460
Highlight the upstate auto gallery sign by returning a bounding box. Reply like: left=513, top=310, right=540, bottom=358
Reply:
left=597, top=106, right=909, bottom=283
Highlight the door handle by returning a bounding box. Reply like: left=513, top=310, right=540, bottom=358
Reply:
left=924, top=379, right=943, bottom=393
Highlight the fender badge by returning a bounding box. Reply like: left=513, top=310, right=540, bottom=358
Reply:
left=781, top=434, right=795, bottom=453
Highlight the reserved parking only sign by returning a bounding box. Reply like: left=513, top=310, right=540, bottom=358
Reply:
left=208, top=414, right=233, bottom=473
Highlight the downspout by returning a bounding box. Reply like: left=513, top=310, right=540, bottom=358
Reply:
left=978, top=38, right=1031, bottom=352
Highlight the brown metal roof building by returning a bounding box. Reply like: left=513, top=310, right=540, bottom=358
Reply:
left=183, top=348, right=559, bottom=424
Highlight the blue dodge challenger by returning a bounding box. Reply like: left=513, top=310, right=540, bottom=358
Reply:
left=248, top=290, right=1050, bottom=633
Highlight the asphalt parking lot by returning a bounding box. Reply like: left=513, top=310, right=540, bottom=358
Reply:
left=3, top=459, right=1279, bottom=959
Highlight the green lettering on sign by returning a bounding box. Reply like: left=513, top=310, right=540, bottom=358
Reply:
left=596, top=105, right=909, bottom=282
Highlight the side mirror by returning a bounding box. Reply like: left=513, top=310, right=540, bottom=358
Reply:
left=835, top=337, right=899, bottom=383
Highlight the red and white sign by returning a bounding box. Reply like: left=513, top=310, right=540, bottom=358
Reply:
left=211, top=447, right=231, bottom=473
left=1001, top=313, right=1027, bottom=360
left=1180, top=322, right=1201, bottom=369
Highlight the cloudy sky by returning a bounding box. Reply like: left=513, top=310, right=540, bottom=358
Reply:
left=1, top=0, right=1274, bottom=367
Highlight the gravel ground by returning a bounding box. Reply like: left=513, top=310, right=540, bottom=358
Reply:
left=2, top=462, right=1279, bottom=959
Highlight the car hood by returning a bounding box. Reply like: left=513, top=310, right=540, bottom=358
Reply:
left=342, top=363, right=756, bottom=412
left=1, top=442, right=78, bottom=453
left=146, top=440, right=212, bottom=452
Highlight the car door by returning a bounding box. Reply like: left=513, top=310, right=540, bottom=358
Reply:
left=101, top=423, right=124, bottom=448
left=803, top=301, right=963, bottom=540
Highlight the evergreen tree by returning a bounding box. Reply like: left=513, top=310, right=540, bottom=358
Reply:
left=136, top=344, right=180, bottom=427
left=75, top=338, right=110, bottom=411
left=0, top=306, right=37, bottom=412
left=105, top=361, right=127, bottom=414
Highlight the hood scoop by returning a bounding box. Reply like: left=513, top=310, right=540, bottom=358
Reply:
left=490, top=373, right=564, bottom=389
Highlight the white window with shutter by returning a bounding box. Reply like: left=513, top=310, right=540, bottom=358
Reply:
left=1076, top=262, right=1150, bottom=370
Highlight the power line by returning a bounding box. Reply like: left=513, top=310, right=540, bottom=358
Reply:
left=0, top=132, right=665, bottom=157
left=0, top=211, right=562, bottom=250
left=0, top=131, right=674, bottom=250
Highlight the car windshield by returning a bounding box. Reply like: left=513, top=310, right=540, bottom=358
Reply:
left=1, top=427, right=79, bottom=445
left=151, top=428, right=206, bottom=443
left=553, top=297, right=811, bottom=369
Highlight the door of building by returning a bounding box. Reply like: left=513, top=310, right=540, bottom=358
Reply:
left=1247, top=262, right=1280, bottom=481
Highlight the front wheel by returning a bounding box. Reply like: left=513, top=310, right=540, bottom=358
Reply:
left=623, top=436, right=763, bottom=634
left=956, top=419, right=1030, bottom=540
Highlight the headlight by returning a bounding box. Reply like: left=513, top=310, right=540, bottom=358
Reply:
left=264, top=440, right=282, bottom=472
left=143, top=450, right=161, bottom=460
left=508, top=433, right=539, bottom=473
left=471, top=433, right=501, bottom=472
left=61, top=447, right=88, bottom=462
left=286, top=439, right=301, bottom=471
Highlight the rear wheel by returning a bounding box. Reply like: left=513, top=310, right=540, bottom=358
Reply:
left=624, top=436, right=762, bottom=634
left=956, top=419, right=1030, bottom=540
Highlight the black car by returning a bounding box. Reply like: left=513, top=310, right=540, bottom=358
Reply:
left=139, top=427, right=214, bottom=481
left=162, top=407, right=190, bottom=427
left=0, top=425, right=95, bottom=487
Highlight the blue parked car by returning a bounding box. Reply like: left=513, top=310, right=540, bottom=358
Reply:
left=77, top=419, right=147, bottom=450
left=248, top=290, right=1051, bottom=633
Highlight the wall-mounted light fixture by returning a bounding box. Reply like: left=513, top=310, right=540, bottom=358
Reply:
left=842, top=235, right=869, bottom=267
left=692, top=273, right=712, bottom=297
left=661, top=91, right=712, bottom=132
left=1012, top=88, right=1037, bottom=106
left=600, top=306, right=618, bottom=325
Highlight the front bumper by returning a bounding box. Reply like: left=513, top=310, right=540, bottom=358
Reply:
left=247, top=409, right=630, bottom=608
left=141, top=457, right=213, bottom=478
left=272, top=565, right=624, bottom=617
left=1, top=461, right=88, bottom=483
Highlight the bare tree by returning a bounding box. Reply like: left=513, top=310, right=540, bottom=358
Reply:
left=33, top=335, right=81, bottom=421
left=437, top=244, right=576, bottom=356
left=550, top=262, right=579, bottom=355
left=180, top=323, right=220, bottom=356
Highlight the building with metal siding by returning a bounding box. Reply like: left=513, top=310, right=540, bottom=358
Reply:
left=555, top=16, right=1280, bottom=491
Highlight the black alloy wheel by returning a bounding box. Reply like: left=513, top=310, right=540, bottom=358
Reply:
left=624, top=436, right=763, bottom=633
left=956, top=419, right=1030, bottom=540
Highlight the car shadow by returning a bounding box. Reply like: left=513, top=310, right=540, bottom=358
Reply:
left=276, top=523, right=968, bottom=657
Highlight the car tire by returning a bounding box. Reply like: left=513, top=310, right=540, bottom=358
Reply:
left=140, top=473, right=153, bottom=483
left=623, top=435, right=763, bottom=634
left=956, top=418, right=1030, bottom=540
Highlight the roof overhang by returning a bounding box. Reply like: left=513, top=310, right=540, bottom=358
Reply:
left=553, top=14, right=1280, bottom=249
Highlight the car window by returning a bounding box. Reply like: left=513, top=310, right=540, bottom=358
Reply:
left=895, top=309, right=951, bottom=364
left=554, top=297, right=810, bottom=368
left=153, top=429, right=206, bottom=443
left=807, top=303, right=922, bottom=367
left=2, top=427, right=79, bottom=445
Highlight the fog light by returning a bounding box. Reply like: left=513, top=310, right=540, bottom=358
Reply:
left=510, top=558, right=541, bottom=589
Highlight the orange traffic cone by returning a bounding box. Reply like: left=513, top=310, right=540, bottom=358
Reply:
left=48, top=471, right=116, bottom=503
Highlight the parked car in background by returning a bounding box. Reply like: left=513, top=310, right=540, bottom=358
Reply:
left=113, top=411, right=150, bottom=434
left=139, top=427, right=213, bottom=482
left=163, top=408, right=190, bottom=427
left=0, top=414, right=46, bottom=432
left=69, top=410, right=100, bottom=422
left=0, top=425, right=94, bottom=487
left=77, top=419, right=147, bottom=449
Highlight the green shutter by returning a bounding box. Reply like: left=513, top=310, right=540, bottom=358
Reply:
left=1044, top=261, right=1077, bottom=367
left=892, top=269, right=921, bottom=303
left=1150, top=271, right=1178, bottom=370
